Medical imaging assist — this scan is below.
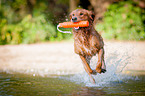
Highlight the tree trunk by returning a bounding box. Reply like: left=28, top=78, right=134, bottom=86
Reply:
left=69, top=0, right=79, bottom=12
left=27, top=0, right=36, bottom=15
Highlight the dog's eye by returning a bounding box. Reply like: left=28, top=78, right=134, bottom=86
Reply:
left=80, top=13, right=83, bottom=15
left=72, top=14, right=75, bottom=16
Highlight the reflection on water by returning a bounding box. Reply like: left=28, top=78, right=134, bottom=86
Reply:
left=0, top=72, right=82, bottom=96
left=0, top=72, right=145, bottom=96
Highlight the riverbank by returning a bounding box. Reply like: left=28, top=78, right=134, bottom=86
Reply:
left=0, top=41, right=145, bottom=76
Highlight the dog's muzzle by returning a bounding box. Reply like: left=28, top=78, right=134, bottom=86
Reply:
left=72, top=17, right=77, bottom=22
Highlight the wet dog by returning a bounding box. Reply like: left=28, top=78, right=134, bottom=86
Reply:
left=69, top=9, right=106, bottom=83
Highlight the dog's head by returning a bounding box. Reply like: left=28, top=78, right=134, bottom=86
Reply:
left=69, top=9, right=95, bottom=23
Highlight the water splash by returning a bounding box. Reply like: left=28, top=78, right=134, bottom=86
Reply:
left=60, top=51, right=136, bottom=87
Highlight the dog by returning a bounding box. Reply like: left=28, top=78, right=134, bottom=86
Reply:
left=69, top=9, right=106, bottom=83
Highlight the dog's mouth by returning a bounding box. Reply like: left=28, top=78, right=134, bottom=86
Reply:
left=73, top=21, right=80, bottom=30
left=74, top=26, right=79, bottom=30
left=72, top=20, right=86, bottom=30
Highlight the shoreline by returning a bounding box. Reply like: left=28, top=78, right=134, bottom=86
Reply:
left=0, top=41, right=145, bottom=76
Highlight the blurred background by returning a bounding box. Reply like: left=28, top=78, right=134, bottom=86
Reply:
left=0, top=0, right=144, bottom=45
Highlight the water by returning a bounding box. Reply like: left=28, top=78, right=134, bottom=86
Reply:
left=0, top=72, right=144, bottom=96
left=0, top=53, right=145, bottom=96
left=0, top=42, right=145, bottom=95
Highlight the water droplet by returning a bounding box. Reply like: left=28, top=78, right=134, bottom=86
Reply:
left=33, top=74, right=35, bottom=76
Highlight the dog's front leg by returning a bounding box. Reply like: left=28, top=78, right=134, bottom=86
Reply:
left=96, top=48, right=106, bottom=73
left=79, top=55, right=96, bottom=83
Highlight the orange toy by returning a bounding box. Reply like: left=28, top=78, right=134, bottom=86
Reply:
left=58, top=21, right=89, bottom=28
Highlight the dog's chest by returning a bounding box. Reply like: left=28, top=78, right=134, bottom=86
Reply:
left=74, top=32, right=98, bottom=56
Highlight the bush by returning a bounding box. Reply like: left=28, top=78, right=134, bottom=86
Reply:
left=0, top=14, right=57, bottom=44
left=21, top=15, right=57, bottom=43
left=0, top=0, right=72, bottom=45
left=96, top=0, right=145, bottom=40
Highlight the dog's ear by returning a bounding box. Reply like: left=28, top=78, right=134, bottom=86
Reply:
left=87, top=11, right=95, bottom=22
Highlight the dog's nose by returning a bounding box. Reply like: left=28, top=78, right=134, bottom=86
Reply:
left=72, top=17, right=77, bottom=22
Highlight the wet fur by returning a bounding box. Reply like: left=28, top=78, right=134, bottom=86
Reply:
left=70, top=9, right=106, bottom=83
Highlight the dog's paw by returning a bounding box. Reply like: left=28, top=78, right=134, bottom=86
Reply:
left=101, top=69, right=106, bottom=73
left=95, top=67, right=102, bottom=73
left=90, top=70, right=97, bottom=75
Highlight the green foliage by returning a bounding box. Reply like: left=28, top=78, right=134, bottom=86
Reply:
left=0, top=0, right=72, bottom=45
left=56, top=28, right=72, bottom=41
left=96, top=0, right=145, bottom=40
left=20, top=15, right=57, bottom=43
left=0, top=14, right=57, bottom=44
